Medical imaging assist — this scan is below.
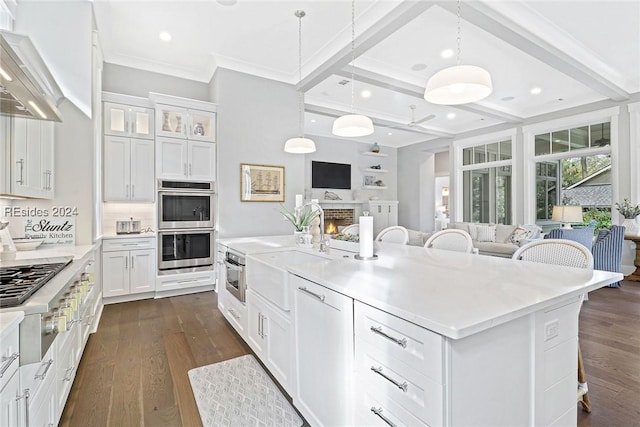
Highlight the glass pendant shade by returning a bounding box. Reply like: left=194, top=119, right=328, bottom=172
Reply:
left=424, top=65, right=493, bottom=105
left=332, top=114, right=374, bottom=137
left=284, top=136, right=316, bottom=154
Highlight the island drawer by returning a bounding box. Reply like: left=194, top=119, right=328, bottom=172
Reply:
left=103, top=237, right=155, bottom=252
left=355, top=301, right=443, bottom=383
left=354, top=387, right=429, bottom=427
left=0, top=323, right=20, bottom=391
left=356, top=339, right=443, bottom=426
left=20, top=343, right=56, bottom=406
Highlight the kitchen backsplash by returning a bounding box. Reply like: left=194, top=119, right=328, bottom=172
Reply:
left=102, top=203, right=155, bottom=235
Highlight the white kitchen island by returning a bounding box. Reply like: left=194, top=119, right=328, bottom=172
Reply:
left=217, top=236, right=622, bottom=427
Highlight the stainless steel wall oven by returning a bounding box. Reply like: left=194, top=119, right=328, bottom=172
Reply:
left=158, top=229, right=214, bottom=273
left=158, top=180, right=215, bottom=229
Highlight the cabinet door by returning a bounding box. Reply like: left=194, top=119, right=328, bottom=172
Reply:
left=387, top=203, right=398, bottom=228
left=30, top=378, right=57, bottom=427
left=157, top=138, right=188, bottom=179
left=130, top=107, right=154, bottom=139
left=129, top=249, right=156, bottom=294
left=156, top=105, right=188, bottom=138
left=293, top=275, right=354, bottom=427
left=188, top=141, right=215, bottom=181
left=370, top=203, right=387, bottom=236
left=40, top=122, right=54, bottom=197
left=102, top=250, right=130, bottom=297
left=0, top=371, right=21, bottom=427
left=103, top=136, right=131, bottom=201
left=188, top=110, right=216, bottom=142
left=262, top=300, right=291, bottom=390
left=129, top=138, right=154, bottom=202
left=12, top=117, right=43, bottom=198
left=246, top=291, right=266, bottom=356
left=104, top=102, right=130, bottom=137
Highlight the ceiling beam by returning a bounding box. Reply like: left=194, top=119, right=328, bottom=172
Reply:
left=334, top=66, right=523, bottom=124
left=437, top=1, right=629, bottom=102
left=298, top=1, right=437, bottom=92
left=305, top=103, right=454, bottom=139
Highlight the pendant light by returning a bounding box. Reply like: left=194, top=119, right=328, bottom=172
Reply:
left=284, top=10, right=316, bottom=154
left=424, top=0, right=492, bottom=105
left=332, top=0, right=374, bottom=137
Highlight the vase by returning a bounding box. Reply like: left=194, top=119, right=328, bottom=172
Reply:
left=622, top=217, right=640, bottom=235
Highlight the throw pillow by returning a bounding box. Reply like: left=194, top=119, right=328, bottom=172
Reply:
left=476, top=224, right=496, bottom=242
left=467, top=223, right=479, bottom=240
left=509, top=227, right=532, bottom=244
left=520, top=224, right=543, bottom=239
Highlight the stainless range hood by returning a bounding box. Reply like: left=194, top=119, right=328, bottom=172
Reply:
left=0, top=30, right=63, bottom=122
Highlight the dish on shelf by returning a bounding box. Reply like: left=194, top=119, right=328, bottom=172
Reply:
left=13, top=237, right=45, bottom=251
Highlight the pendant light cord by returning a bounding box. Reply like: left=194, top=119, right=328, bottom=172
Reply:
left=350, top=0, right=355, bottom=113
left=296, top=10, right=305, bottom=138
left=456, top=0, right=461, bottom=66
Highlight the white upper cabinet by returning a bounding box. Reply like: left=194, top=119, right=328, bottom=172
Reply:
left=104, top=136, right=154, bottom=202
left=11, top=117, right=55, bottom=199
left=156, top=105, right=216, bottom=142
left=103, top=102, right=154, bottom=140
left=156, top=138, right=215, bottom=181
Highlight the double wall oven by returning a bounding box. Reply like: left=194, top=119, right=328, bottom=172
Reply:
left=157, top=180, right=215, bottom=273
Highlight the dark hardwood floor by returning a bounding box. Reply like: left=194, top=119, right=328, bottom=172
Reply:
left=61, top=282, right=640, bottom=426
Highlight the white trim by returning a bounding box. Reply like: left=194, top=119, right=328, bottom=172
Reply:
left=149, top=92, right=217, bottom=112
left=453, top=128, right=517, bottom=149
left=628, top=102, right=640, bottom=203
left=521, top=107, right=620, bottom=135
left=102, top=91, right=153, bottom=108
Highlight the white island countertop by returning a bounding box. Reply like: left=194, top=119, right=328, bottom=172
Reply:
left=223, top=235, right=622, bottom=340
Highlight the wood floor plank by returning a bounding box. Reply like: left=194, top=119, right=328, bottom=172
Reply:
left=164, top=331, right=203, bottom=427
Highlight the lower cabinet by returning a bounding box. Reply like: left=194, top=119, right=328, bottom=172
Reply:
left=246, top=289, right=291, bottom=390
left=0, top=369, right=21, bottom=427
left=56, top=319, right=80, bottom=413
left=102, top=237, right=156, bottom=300
left=291, top=274, right=354, bottom=427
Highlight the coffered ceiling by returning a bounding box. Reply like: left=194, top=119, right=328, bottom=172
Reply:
left=92, top=0, right=640, bottom=148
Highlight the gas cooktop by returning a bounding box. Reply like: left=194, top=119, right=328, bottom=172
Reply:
left=0, top=259, right=73, bottom=308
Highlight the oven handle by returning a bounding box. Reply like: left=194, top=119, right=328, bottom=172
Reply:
left=224, top=260, right=245, bottom=271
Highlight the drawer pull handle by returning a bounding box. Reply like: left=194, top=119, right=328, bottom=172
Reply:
left=371, top=366, right=408, bottom=392
left=34, top=359, right=54, bottom=380
left=297, top=286, right=325, bottom=302
left=228, top=309, right=240, bottom=321
left=370, top=407, right=396, bottom=427
left=370, top=326, right=407, bottom=348
left=0, top=352, right=19, bottom=378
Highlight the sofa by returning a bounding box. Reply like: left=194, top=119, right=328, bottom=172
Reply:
left=449, top=222, right=543, bottom=257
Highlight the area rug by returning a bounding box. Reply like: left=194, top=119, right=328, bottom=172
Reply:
left=188, top=354, right=303, bottom=427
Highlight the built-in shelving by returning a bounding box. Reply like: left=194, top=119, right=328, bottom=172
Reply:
left=361, top=151, right=388, bottom=157
left=363, top=168, right=388, bottom=173
left=362, top=185, right=388, bottom=190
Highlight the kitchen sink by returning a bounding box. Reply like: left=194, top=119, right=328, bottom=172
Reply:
left=246, top=250, right=330, bottom=311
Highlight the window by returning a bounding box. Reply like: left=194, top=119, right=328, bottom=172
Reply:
left=461, top=139, right=513, bottom=224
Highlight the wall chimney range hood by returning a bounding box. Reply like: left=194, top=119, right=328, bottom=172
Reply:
left=0, top=31, right=63, bottom=122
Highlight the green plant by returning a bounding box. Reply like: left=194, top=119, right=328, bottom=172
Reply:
left=333, top=233, right=359, bottom=242
left=615, top=198, right=640, bottom=219
left=280, top=204, right=319, bottom=232
left=582, top=208, right=612, bottom=232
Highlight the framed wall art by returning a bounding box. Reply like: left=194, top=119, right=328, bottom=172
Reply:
left=240, top=163, right=285, bottom=202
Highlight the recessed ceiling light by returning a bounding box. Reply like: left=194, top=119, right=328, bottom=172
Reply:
left=159, top=31, right=172, bottom=42
left=530, top=87, right=542, bottom=95
left=440, top=49, right=454, bottom=59
left=387, top=132, right=393, bottom=136
left=216, top=0, right=237, bottom=5
left=310, top=119, right=316, bottom=123
left=360, top=89, right=372, bottom=98
left=447, top=112, right=456, bottom=120
left=411, top=63, right=427, bottom=71
left=501, top=96, right=515, bottom=102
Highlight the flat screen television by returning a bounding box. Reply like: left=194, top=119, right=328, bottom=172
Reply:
left=311, top=161, right=351, bottom=189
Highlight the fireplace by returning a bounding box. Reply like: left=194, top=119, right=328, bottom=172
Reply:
left=324, top=208, right=355, bottom=234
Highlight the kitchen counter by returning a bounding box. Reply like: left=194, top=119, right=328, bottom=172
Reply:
left=1, top=242, right=100, bottom=315
left=0, top=311, right=24, bottom=335
left=226, top=235, right=622, bottom=340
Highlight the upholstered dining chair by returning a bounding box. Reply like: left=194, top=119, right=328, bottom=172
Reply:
left=375, top=226, right=409, bottom=245
left=424, top=229, right=474, bottom=253
left=592, top=225, right=625, bottom=288
left=341, top=224, right=359, bottom=235
left=512, top=239, right=594, bottom=413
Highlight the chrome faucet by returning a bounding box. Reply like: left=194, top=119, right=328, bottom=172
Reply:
left=298, top=201, right=328, bottom=252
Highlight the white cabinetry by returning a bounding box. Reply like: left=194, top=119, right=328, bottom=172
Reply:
left=102, top=237, right=156, bottom=301
left=12, top=117, right=54, bottom=198
left=155, top=105, right=216, bottom=142
left=103, top=136, right=154, bottom=202
left=156, top=138, right=215, bottom=181
left=368, top=201, right=398, bottom=235
left=0, top=313, right=24, bottom=427
left=292, top=275, right=354, bottom=427
left=103, top=101, right=154, bottom=140
left=246, top=289, right=292, bottom=390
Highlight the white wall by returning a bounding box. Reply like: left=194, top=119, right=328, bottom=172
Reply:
left=15, top=1, right=93, bottom=117
left=211, top=68, right=303, bottom=238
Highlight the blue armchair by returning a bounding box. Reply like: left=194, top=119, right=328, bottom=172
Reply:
left=591, top=225, right=625, bottom=288
left=545, top=227, right=595, bottom=250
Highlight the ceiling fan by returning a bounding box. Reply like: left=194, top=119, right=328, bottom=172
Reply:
left=407, top=104, right=435, bottom=127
